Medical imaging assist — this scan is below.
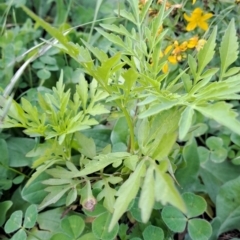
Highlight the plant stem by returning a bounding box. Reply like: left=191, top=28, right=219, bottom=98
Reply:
left=120, top=106, right=135, bottom=153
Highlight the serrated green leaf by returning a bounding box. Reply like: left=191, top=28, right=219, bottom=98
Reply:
left=21, top=6, right=79, bottom=57
left=23, top=204, right=38, bottom=228
left=76, top=74, right=88, bottom=111
left=96, top=28, right=127, bottom=50
left=220, top=19, right=238, bottom=79
left=197, top=27, right=217, bottom=75
left=139, top=100, right=179, bottom=118
left=179, top=106, right=194, bottom=140
left=139, top=165, right=155, bottom=223
left=161, top=206, right=187, bottom=232
left=75, top=152, right=130, bottom=177
left=154, top=168, right=186, bottom=213
left=194, top=102, right=240, bottom=135
left=223, top=67, right=240, bottom=78
left=109, top=160, right=146, bottom=231
left=188, top=219, right=212, bottom=240
left=116, top=8, right=137, bottom=25
left=188, top=54, right=197, bottom=78
left=38, top=185, right=71, bottom=210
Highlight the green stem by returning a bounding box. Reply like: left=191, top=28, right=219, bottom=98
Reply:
left=120, top=106, right=135, bottom=153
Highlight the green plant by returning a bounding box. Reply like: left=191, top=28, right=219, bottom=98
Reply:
left=1, top=0, right=240, bottom=239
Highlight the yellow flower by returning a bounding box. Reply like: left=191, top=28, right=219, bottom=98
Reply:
left=192, top=0, right=196, bottom=4
left=196, top=39, right=206, bottom=51
left=184, top=8, right=213, bottom=31
left=187, top=36, right=199, bottom=48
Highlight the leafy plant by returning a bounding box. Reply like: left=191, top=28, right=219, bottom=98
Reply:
left=1, top=0, right=240, bottom=239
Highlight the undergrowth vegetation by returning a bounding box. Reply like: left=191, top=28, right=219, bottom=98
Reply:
left=0, top=0, right=240, bottom=239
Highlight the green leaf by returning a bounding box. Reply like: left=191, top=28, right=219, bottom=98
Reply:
left=51, top=233, right=71, bottom=240
left=130, top=198, right=143, bottom=222
left=0, top=139, right=9, bottom=177
left=154, top=168, right=186, bottom=213
left=74, top=132, right=96, bottom=159
left=216, top=176, right=240, bottom=235
left=23, top=204, right=38, bottom=228
left=194, top=102, right=240, bottom=135
left=11, top=229, right=27, bottom=240
left=0, top=201, right=13, bottom=227
left=78, top=233, right=98, bottom=240
left=206, top=137, right=228, bottom=163
left=142, top=225, right=164, bottom=240
left=22, top=172, right=49, bottom=204
left=188, top=54, right=197, bottom=78
left=139, top=165, right=155, bottom=223
left=61, top=215, right=85, bottom=238
left=66, top=188, right=77, bottom=206
left=92, top=212, right=119, bottom=240
left=188, top=219, right=212, bottom=240
left=96, top=28, right=127, bottom=50
left=183, top=192, right=207, bottom=218
left=21, top=6, right=79, bottom=57
left=109, top=160, right=146, bottom=231
left=83, top=203, right=107, bottom=217
left=7, top=137, right=35, bottom=167
left=37, top=207, right=65, bottom=233
left=161, top=206, right=187, bottom=232
left=178, top=106, right=194, bottom=140
left=4, top=210, right=23, bottom=233
left=37, top=69, right=51, bottom=80
left=76, top=152, right=130, bottom=177
left=200, top=158, right=240, bottom=203
left=38, top=185, right=71, bottom=210
left=220, top=19, right=238, bottom=78
left=111, top=117, right=128, bottom=148
left=197, top=27, right=217, bottom=75
left=138, top=100, right=179, bottom=119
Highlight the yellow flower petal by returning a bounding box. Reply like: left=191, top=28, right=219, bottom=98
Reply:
left=162, top=63, right=169, bottom=73
left=168, top=55, right=178, bottom=64
left=198, top=21, right=208, bottom=31
left=183, top=13, right=192, bottom=21
left=186, top=22, right=197, bottom=31
left=192, top=0, right=196, bottom=4
left=202, top=13, right=213, bottom=20
left=187, top=36, right=198, bottom=48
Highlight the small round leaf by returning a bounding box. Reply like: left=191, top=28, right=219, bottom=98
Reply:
left=61, top=215, right=85, bottom=238
left=0, top=201, right=13, bottom=227
left=37, top=69, right=51, bottom=80
left=92, top=212, right=119, bottom=240
left=51, top=233, right=72, bottom=240
left=161, top=206, right=187, bottom=232
left=143, top=225, right=164, bottom=240
left=183, top=193, right=207, bottom=218
left=4, top=210, right=23, bottom=233
left=78, top=232, right=98, bottom=240
left=188, top=219, right=212, bottom=240
left=23, top=204, right=38, bottom=228
left=11, top=229, right=27, bottom=240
